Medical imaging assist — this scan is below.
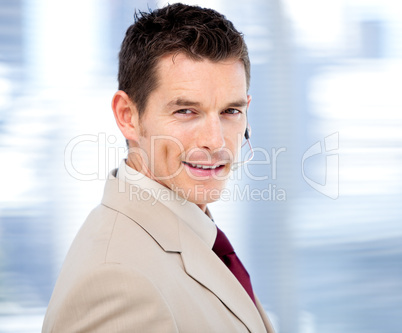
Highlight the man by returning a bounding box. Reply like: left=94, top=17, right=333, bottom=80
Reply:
left=43, top=3, right=275, bottom=332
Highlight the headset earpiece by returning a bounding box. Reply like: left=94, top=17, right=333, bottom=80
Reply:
left=244, top=123, right=251, bottom=140
left=244, top=128, right=250, bottom=140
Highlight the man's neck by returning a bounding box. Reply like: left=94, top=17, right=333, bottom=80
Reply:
left=197, top=203, right=207, bottom=213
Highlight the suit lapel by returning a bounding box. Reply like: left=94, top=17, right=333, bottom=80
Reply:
left=178, top=220, right=267, bottom=333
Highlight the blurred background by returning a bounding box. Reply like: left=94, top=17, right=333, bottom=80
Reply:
left=0, top=0, right=401, bottom=332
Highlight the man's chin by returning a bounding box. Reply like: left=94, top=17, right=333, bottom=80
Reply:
left=180, top=185, right=226, bottom=205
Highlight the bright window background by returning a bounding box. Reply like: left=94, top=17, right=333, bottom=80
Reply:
left=0, top=0, right=401, bottom=332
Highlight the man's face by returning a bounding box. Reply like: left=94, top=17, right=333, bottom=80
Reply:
left=129, top=53, right=250, bottom=210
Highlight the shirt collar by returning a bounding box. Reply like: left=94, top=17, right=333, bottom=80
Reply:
left=117, top=160, right=217, bottom=248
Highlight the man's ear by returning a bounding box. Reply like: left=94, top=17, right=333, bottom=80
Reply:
left=247, top=94, right=252, bottom=109
left=112, top=90, right=140, bottom=143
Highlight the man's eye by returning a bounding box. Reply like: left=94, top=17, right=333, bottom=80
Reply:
left=175, top=109, right=193, bottom=114
left=224, top=109, right=241, bottom=115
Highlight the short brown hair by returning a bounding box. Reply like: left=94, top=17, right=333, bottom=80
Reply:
left=118, top=3, right=250, bottom=117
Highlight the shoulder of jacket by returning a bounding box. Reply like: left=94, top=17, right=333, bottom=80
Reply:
left=43, top=263, right=179, bottom=333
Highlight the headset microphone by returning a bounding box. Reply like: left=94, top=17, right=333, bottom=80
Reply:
left=232, top=124, right=254, bottom=170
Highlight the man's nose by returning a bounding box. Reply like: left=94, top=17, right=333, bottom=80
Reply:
left=198, top=115, right=225, bottom=151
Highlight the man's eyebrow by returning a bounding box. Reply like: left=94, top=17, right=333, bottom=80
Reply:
left=166, top=98, right=248, bottom=109
left=227, top=99, right=248, bottom=108
left=166, top=98, right=201, bottom=108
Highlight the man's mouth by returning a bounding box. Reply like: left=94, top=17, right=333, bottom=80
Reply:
left=182, top=161, right=225, bottom=170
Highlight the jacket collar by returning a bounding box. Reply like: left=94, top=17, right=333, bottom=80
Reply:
left=102, top=170, right=182, bottom=252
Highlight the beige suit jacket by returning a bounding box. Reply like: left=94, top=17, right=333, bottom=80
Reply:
left=43, top=170, right=275, bottom=332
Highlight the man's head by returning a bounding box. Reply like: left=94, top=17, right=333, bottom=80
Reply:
left=118, top=3, right=250, bottom=117
left=113, top=3, right=251, bottom=210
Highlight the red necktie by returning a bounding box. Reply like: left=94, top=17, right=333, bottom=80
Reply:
left=212, top=226, right=256, bottom=304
